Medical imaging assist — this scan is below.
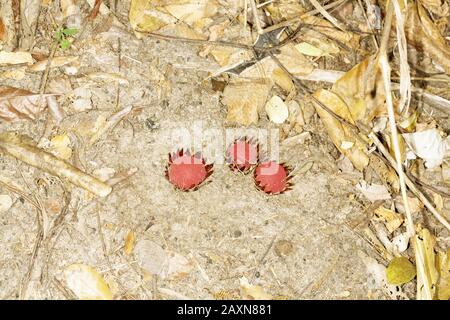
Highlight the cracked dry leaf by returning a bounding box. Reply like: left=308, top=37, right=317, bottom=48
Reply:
left=222, top=80, right=271, bottom=126
left=313, top=89, right=369, bottom=171
left=414, top=227, right=439, bottom=300
left=129, top=0, right=176, bottom=34
left=437, top=250, right=450, bottom=300
left=386, top=257, right=416, bottom=285
left=64, top=264, right=113, bottom=300
left=0, top=86, right=50, bottom=121
left=405, top=2, right=450, bottom=74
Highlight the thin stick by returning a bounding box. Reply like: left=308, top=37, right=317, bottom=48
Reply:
left=249, top=0, right=263, bottom=34
left=308, top=0, right=345, bottom=31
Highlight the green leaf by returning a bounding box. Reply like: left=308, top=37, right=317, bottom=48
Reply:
left=54, top=30, right=63, bottom=41
left=386, top=257, right=416, bottom=285
left=60, top=39, right=72, bottom=50
left=62, top=28, right=78, bottom=36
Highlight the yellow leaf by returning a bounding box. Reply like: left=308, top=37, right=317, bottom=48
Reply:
left=240, top=277, right=272, bottom=300
left=437, top=250, right=450, bottom=300
left=129, top=0, right=175, bottom=34
left=295, top=42, right=328, bottom=57
left=414, top=227, right=439, bottom=300
left=332, top=56, right=386, bottom=124
left=313, top=89, right=369, bottom=171
left=374, top=206, right=404, bottom=233
left=50, top=134, right=72, bottom=160
left=65, top=264, right=113, bottom=300
left=386, top=257, right=416, bottom=285
left=165, top=0, right=218, bottom=25
left=124, top=230, right=136, bottom=255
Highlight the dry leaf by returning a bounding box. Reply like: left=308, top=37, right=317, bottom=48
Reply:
left=165, top=0, right=218, bottom=25
left=49, top=134, right=72, bottom=160
left=414, top=227, right=439, bottom=300
left=374, top=206, right=404, bottom=233
left=386, top=257, right=416, bottom=285
left=0, top=86, right=50, bottom=121
left=419, top=0, right=449, bottom=16
left=64, top=264, right=113, bottom=300
left=0, top=18, right=6, bottom=42
left=134, top=240, right=192, bottom=280
left=302, top=15, right=360, bottom=48
left=129, top=0, right=176, bottom=34
left=0, top=194, right=13, bottom=212
left=295, top=42, right=330, bottom=57
left=1, top=66, right=26, bottom=80
left=405, top=2, right=450, bottom=74
left=28, top=56, right=79, bottom=72
left=332, top=56, right=386, bottom=124
left=124, top=230, right=135, bottom=255
left=265, top=95, right=289, bottom=124
left=222, top=80, right=271, bottom=126
left=437, top=250, right=450, bottom=300
left=313, top=89, right=369, bottom=171
left=402, top=129, right=446, bottom=168
left=0, top=51, right=33, bottom=65
left=240, top=277, right=272, bottom=300
left=357, top=181, right=391, bottom=202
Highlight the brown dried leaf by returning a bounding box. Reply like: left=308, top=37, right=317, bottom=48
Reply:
left=406, top=2, right=450, bottom=74
left=0, top=18, right=8, bottom=42
left=0, top=86, right=49, bottom=121
left=222, top=80, right=272, bottom=126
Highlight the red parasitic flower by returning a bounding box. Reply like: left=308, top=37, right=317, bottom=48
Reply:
left=226, top=137, right=259, bottom=173
left=165, top=150, right=213, bottom=191
left=254, top=161, right=292, bottom=194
